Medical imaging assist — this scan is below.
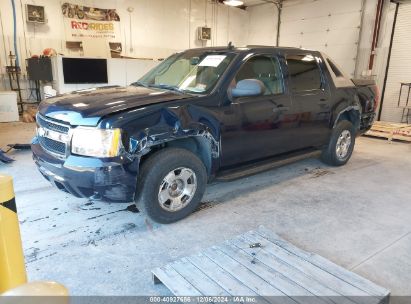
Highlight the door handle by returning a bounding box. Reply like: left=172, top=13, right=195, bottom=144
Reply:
left=273, top=106, right=290, bottom=112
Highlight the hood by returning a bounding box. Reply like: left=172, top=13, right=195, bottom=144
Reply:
left=39, top=86, right=192, bottom=126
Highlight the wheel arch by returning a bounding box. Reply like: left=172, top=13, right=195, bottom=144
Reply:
left=140, top=135, right=215, bottom=177
left=117, top=105, right=221, bottom=178
left=333, top=106, right=362, bottom=130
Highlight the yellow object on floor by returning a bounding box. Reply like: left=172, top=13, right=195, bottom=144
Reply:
left=1, top=281, right=68, bottom=304
left=0, top=175, right=68, bottom=300
left=0, top=175, right=27, bottom=293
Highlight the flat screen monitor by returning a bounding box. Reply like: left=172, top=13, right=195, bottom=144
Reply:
left=62, top=58, right=108, bottom=84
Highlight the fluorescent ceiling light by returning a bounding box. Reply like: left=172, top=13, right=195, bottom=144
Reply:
left=223, top=0, right=244, bottom=6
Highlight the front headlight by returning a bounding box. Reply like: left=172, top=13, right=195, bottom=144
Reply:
left=71, top=127, right=122, bottom=158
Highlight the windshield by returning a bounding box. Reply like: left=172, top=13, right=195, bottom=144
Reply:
left=134, top=50, right=236, bottom=94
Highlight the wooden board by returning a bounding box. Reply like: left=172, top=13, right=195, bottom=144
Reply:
left=393, top=126, right=411, bottom=141
left=152, top=226, right=390, bottom=304
left=365, top=121, right=411, bottom=142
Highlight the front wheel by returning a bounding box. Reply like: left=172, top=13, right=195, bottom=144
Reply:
left=137, top=148, right=207, bottom=224
left=321, top=120, right=356, bottom=166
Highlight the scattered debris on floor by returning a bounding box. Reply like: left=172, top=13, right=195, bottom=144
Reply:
left=249, top=242, right=262, bottom=248
left=125, top=204, right=139, bottom=213
left=83, top=203, right=139, bottom=220
left=304, top=167, right=335, bottom=178
left=195, top=201, right=218, bottom=213
left=0, top=150, right=14, bottom=163
left=0, top=143, right=31, bottom=164
left=7, top=143, right=31, bottom=151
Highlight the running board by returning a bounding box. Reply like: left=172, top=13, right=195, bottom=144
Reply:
left=216, top=150, right=321, bottom=182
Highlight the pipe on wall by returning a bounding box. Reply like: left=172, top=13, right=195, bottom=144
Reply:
left=259, top=0, right=282, bottom=46
left=378, top=0, right=400, bottom=120
left=0, top=9, right=7, bottom=67
left=188, top=0, right=192, bottom=48
left=275, top=0, right=282, bottom=47
left=368, top=0, right=384, bottom=70
left=354, top=0, right=366, bottom=77
left=10, top=0, right=19, bottom=66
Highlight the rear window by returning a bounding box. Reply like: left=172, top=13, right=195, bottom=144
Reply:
left=286, top=54, right=322, bottom=92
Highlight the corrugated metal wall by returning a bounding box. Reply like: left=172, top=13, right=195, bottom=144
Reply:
left=380, top=2, right=411, bottom=122
left=280, top=0, right=363, bottom=77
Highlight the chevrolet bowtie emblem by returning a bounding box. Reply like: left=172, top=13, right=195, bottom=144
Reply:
left=37, top=127, right=46, bottom=137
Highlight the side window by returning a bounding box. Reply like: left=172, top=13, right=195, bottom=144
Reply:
left=234, top=55, right=284, bottom=95
left=286, top=54, right=322, bottom=92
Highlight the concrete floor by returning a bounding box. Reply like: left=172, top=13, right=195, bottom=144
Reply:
left=1, top=122, right=411, bottom=298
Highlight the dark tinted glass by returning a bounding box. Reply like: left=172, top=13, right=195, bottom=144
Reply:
left=287, top=54, right=321, bottom=92
left=62, top=58, right=108, bottom=84
left=235, top=55, right=283, bottom=95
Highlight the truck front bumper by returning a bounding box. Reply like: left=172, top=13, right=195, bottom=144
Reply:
left=31, top=138, right=139, bottom=203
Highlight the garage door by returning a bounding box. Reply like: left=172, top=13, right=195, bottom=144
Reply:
left=280, top=0, right=362, bottom=77
left=380, top=2, right=411, bottom=122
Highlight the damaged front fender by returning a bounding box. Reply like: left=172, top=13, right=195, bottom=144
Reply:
left=105, top=104, right=222, bottom=175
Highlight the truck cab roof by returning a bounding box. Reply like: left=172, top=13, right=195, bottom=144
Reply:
left=183, top=45, right=316, bottom=54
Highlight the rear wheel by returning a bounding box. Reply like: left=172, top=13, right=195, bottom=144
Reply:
left=321, top=120, right=356, bottom=166
left=137, top=148, right=207, bottom=223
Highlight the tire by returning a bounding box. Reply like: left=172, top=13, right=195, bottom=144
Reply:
left=321, top=120, right=356, bottom=166
left=77, top=11, right=85, bottom=19
left=137, top=148, right=207, bottom=224
left=68, top=8, right=75, bottom=18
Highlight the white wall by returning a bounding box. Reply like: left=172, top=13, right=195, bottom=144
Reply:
left=0, top=0, right=249, bottom=101
left=247, top=3, right=278, bottom=46
left=0, top=0, right=381, bottom=82
left=0, top=0, right=249, bottom=89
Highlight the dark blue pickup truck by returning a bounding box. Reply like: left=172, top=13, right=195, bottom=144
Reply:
left=32, top=46, right=378, bottom=223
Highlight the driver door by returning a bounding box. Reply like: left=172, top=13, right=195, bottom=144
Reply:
left=219, top=54, right=297, bottom=167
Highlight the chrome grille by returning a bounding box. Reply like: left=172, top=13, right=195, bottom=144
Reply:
left=38, top=137, right=66, bottom=155
left=37, top=114, right=70, bottom=134
left=36, top=114, right=71, bottom=158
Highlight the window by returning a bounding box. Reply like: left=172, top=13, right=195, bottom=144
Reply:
left=287, top=54, right=322, bottom=92
left=234, top=55, right=283, bottom=95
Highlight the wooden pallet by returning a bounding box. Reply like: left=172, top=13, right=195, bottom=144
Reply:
left=365, top=121, right=411, bottom=142
left=152, top=226, right=390, bottom=303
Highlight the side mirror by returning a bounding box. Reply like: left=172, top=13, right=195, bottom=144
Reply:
left=231, top=79, right=265, bottom=98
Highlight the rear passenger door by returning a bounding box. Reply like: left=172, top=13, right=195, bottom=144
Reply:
left=286, top=53, right=331, bottom=148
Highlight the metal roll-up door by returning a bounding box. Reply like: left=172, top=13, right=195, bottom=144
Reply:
left=280, top=0, right=362, bottom=77
left=381, top=2, right=411, bottom=122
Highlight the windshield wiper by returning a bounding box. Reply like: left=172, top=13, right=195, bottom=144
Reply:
left=148, top=84, right=185, bottom=94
